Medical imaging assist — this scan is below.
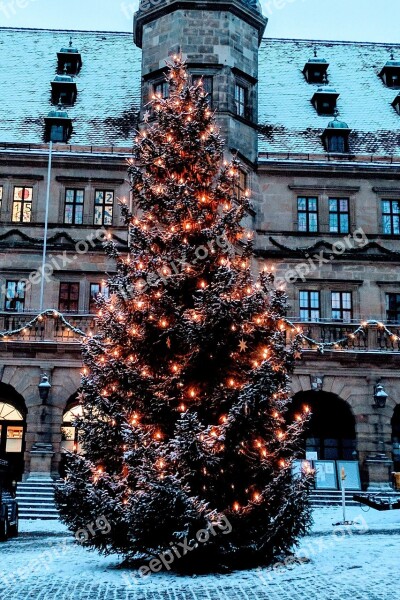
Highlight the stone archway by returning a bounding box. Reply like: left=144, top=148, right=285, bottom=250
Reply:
left=290, top=391, right=357, bottom=461
left=0, top=383, right=27, bottom=482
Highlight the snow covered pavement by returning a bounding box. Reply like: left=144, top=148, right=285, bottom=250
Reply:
left=0, top=507, right=399, bottom=600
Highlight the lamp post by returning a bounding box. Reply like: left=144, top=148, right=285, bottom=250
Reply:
left=38, top=374, right=52, bottom=405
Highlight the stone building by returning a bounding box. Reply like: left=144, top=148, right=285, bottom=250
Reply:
left=0, top=0, right=399, bottom=500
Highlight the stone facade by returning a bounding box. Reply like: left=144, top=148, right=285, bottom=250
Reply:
left=0, top=0, right=399, bottom=489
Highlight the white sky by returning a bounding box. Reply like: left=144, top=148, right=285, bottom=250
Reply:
left=0, top=0, right=398, bottom=43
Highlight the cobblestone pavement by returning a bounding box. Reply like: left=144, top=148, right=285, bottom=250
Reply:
left=0, top=519, right=398, bottom=600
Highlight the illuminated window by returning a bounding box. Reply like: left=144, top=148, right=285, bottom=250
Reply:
left=94, top=190, right=114, bottom=226
left=12, top=187, right=32, bottom=223
left=64, top=189, right=84, bottom=224
left=4, top=281, right=25, bottom=312
left=0, top=186, right=3, bottom=214
left=61, top=404, right=83, bottom=454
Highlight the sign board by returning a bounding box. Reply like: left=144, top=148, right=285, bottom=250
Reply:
left=314, top=460, right=338, bottom=489
left=336, top=461, right=361, bottom=490
left=306, top=452, right=318, bottom=461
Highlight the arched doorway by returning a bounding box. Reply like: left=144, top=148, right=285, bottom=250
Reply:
left=59, top=394, right=83, bottom=477
left=392, top=405, right=400, bottom=471
left=290, top=391, right=356, bottom=460
left=0, top=384, right=27, bottom=482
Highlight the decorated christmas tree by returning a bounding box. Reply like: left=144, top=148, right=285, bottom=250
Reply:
left=56, top=57, right=312, bottom=570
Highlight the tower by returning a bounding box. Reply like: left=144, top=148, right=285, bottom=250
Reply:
left=134, top=0, right=267, bottom=165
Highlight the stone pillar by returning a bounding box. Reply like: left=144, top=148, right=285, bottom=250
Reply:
left=26, top=443, right=54, bottom=482
left=365, top=454, right=393, bottom=491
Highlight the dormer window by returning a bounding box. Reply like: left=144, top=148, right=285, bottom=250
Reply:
left=380, top=53, right=400, bottom=88
left=392, top=94, right=400, bottom=115
left=57, top=37, right=82, bottom=75
left=311, top=87, right=339, bottom=115
left=51, top=73, right=77, bottom=106
left=322, top=110, right=351, bottom=154
left=44, top=106, right=73, bottom=143
left=303, top=49, right=329, bottom=84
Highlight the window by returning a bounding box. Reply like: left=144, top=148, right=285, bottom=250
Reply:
left=4, top=281, right=25, bottom=312
left=299, top=291, right=320, bottom=322
left=331, top=292, right=352, bottom=322
left=61, top=405, right=83, bottom=454
left=94, top=190, right=114, bottom=226
left=327, top=134, right=348, bottom=153
left=64, top=189, right=84, bottom=225
left=192, top=75, right=213, bottom=106
left=12, top=187, right=32, bottom=223
left=153, top=81, right=169, bottom=99
left=233, top=169, right=247, bottom=201
left=59, top=282, right=80, bottom=313
left=0, top=186, right=3, bottom=214
left=386, top=293, right=400, bottom=323
left=234, top=83, right=248, bottom=118
left=329, top=198, right=349, bottom=233
left=89, top=282, right=109, bottom=313
left=382, top=200, right=400, bottom=235
left=298, top=197, right=318, bottom=232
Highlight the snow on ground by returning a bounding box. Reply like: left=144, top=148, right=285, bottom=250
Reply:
left=0, top=508, right=398, bottom=600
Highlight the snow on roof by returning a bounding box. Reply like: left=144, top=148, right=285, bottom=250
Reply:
left=258, top=38, right=400, bottom=155
left=0, top=27, right=141, bottom=147
left=1, top=28, right=400, bottom=156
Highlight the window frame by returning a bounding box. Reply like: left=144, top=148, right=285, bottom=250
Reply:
left=329, top=197, right=350, bottom=233
left=297, top=196, right=319, bottom=233
left=12, top=186, right=33, bottom=223
left=234, top=82, right=249, bottom=119
left=331, top=291, right=353, bottom=323
left=299, top=290, right=321, bottom=322
left=386, top=293, right=400, bottom=324
left=64, top=188, right=84, bottom=225
left=153, top=80, right=169, bottom=100
left=59, top=282, right=80, bottom=313
left=94, top=189, right=114, bottom=226
left=4, top=280, right=26, bottom=312
left=382, top=199, right=400, bottom=235
left=192, top=75, right=213, bottom=107
left=89, top=282, right=109, bottom=314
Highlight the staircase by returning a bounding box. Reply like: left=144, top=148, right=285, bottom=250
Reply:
left=16, top=478, right=59, bottom=520
left=310, top=489, right=400, bottom=507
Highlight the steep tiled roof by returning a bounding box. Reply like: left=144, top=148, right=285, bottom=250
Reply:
left=1, top=28, right=400, bottom=156
left=258, top=38, right=400, bottom=156
left=0, top=28, right=141, bottom=147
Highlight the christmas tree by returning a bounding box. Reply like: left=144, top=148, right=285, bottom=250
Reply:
left=56, top=57, right=312, bottom=571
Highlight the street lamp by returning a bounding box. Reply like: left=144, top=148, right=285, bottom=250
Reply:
left=373, top=383, right=388, bottom=409
left=38, top=374, right=52, bottom=405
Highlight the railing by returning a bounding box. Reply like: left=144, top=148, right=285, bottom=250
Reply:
left=288, top=320, right=400, bottom=353
left=0, top=312, right=97, bottom=344
left=258, top=151, right=400, bottom=166
left=1, top=312, right=400, bottom=353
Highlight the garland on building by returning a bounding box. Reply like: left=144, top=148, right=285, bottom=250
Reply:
left=0, top=310, right=397, bottom=354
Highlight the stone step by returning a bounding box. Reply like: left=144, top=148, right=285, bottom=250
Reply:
left=16, top=481, right=59, bottom=520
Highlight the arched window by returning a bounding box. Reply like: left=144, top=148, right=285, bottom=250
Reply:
left=61, top=404, right=83, bottom=454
